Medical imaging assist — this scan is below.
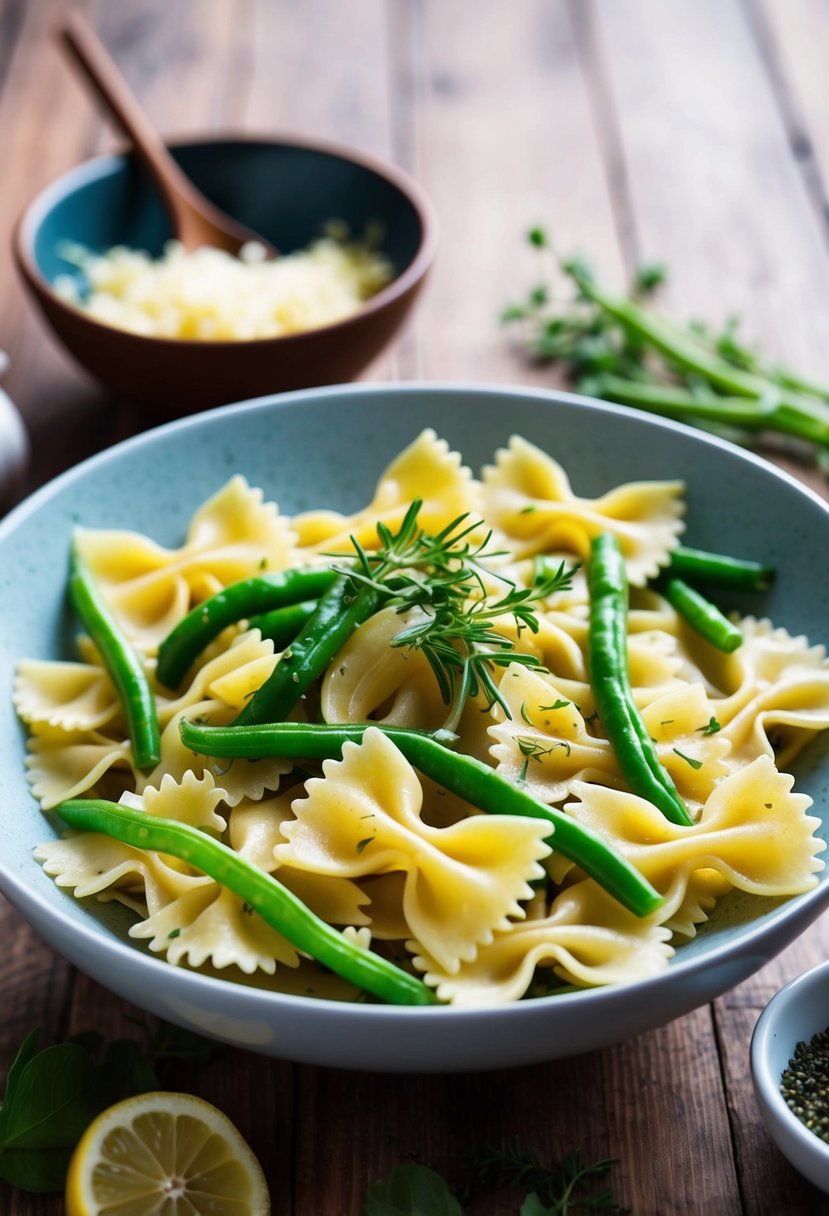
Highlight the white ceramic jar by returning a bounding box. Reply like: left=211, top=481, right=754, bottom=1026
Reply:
left=0, top=353, right=30, bottom=510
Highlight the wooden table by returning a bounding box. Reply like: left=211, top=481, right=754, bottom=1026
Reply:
left=4, top=2, right=829, bottom=1211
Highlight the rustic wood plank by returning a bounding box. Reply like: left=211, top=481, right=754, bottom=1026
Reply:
left=239, top=0, right=405, bottom=385
left=0, top=0, right=113, bottom=492
left=749, top=0, right=829, bottom=241
left=292, top=1008, right=739, bottom=1214
left=399, top=0, right=625, bottom=387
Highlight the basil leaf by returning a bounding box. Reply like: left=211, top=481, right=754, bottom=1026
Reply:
left=0, top=1027, right=42, bottom=1141
left=0, top=1030, right=163, bottom=1193
left=362, top=1163, right=463, bottom=1215
left=0, top=1043, right=103, bottom=1149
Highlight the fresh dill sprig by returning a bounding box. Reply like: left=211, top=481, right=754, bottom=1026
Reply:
left=330, top=500, right=576, bottom=733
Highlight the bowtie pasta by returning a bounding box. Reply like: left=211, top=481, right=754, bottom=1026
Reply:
left=16, top=430, right=829, bottom=1006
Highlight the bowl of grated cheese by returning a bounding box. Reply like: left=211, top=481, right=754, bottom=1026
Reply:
left=13, top=135, right=438, bottom=414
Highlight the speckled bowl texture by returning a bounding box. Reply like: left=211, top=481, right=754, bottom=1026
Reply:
left=13, top=138, right=438, bottom=413
left=2, top=383, right=829, bottom=1071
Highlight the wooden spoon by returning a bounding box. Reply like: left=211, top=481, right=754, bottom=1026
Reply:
left=59, top=12, right=275, bottom=257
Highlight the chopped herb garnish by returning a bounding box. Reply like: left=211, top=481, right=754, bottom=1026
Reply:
left=516, top=736, right=572, bottom=782
left=672, top=747, right=703, bottom=771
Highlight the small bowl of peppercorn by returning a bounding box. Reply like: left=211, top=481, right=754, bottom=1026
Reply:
left=752, top=960, right=829, bottom=1194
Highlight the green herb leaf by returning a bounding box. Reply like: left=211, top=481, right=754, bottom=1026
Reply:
left=672, top=747, right=703, bottom=770
left=362, top=1164, right=462, bottom=1215
left=521, top=1194, right=552, bottom=1216
left=458, top=1141, right=626, bottom=1213
left=0, top=1041, right=110, bottom=1191
left=0, top=1021, right=218, bottom=1193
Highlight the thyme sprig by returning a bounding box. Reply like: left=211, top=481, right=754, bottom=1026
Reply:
left=330, top=500, right=576, bottom=733
left=363, top=1142, right=627, bottom=1215
left=458, top=1140, right=627, bottom=1213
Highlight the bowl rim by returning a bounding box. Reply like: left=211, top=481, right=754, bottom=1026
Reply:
left=5, top=379, right=829, bottom=1035
left=751, top=960, right=829, bottom=1176
left=12, top=131, right=440, bottom=351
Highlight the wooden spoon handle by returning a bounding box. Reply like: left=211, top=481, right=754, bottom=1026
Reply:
left=59, top=12, right=221, bottom=248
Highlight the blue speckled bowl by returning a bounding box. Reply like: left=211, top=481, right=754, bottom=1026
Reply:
left=2, top=383, right=829, bottom=1071
left=13, top=138, right=437, bottom=413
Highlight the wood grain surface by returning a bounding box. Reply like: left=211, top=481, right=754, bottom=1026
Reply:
left=3, top=3, right=829, bottom=1212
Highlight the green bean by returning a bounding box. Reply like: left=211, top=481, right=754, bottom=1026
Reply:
left=588, top=533, right=693, bottom=827
left=568, top=261, right=829, bottom=417
left=248, top=600, right=319, bottom=649
left=179, top=719, right=664, bottom=918
left=156, top=568, right=336, bottom=689
left=667, top=545, right=774, bottom=591
left=664, top=578, right=743, bottom=654
left=589, top=374, right=829, bottom=448
left=54, top=798, right=436, bottom=1007
left=234, top=575, right=379, bottom=727
left=69, top=543, right=161, bottom=771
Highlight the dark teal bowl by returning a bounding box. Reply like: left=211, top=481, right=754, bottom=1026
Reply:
left=14, top=136, right=438, bottom=414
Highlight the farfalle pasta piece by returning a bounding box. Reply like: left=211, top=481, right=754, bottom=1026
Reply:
left=291, top=430, right=479, bottom=552
left=35, top=831, right=213, bottom=915
left=481, top=435, right=684, bottom=584
left=128, top=785, right=367, bottom=974
left=35, top=772, right=227, bottom=912
left=39, top=772, right=304, bottom=975
left=705, top=619, right=829, bottom=768
left=14, top=658, right=122, bottom=732
left=26, top=724, right=135, bottom=810
left=489, top=664, right=620, bottom=804
left=701, top=618, right=829, bottom=716
left=229, top=796, right=371, bottom=928
left=412, top=880, right=673, bottom=1005
left=275, top=727, right=551, bottom=973
left=129, top=885, right=302, bottom=974
left=320, top=605, right=449, bottom=732
left=140, top=706, right=289, bottom=807
left=155, top=628, right=278, bottom=725
left=143, top=630, right=289, bottom=803
left=660, top=868, right=733, bottom=939
left=531, top=609, right=590, bottom=682
left=74, top=477, right=298, bottom=653
left=122, top=768, right=228, bottom=833
left=639, top=683, right=732, bottom=813
left=566, top=755, right=824, bottom=900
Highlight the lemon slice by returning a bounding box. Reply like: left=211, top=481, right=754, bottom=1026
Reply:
left=64, top=1090, right=271, bottom=1215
